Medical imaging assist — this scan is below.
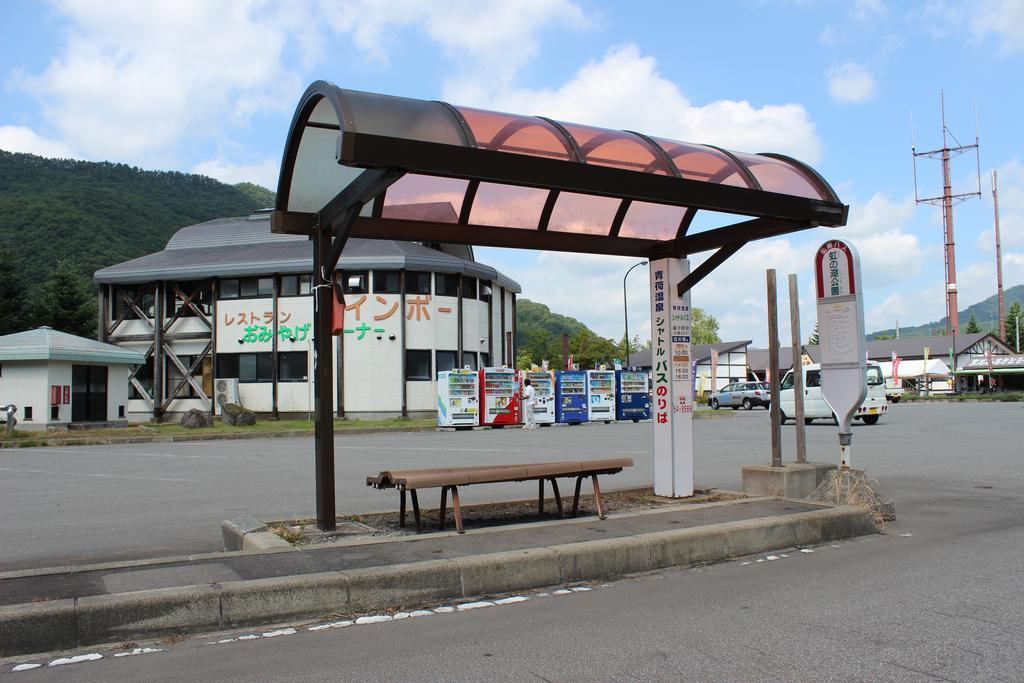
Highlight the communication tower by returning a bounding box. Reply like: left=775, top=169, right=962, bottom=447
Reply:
left=911, top=91, right=981, bottom=334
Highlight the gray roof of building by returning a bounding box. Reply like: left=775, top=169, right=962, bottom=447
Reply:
left=0, top=327, right=146, bottom=364
left=747, top=346, right=800, bottom=372
left=803, top=332, right=1003, bottom=363
left=95, top=214, right=519, bottom=292
left=630, top=340, right=750, bottom=369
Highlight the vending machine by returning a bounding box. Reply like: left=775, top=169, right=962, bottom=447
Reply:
left=555, top=370, right=588, bottom=424
left=479, top=367, right=520, bottom=427
left=615, top=370, right=651, bottom=421
left=436, top=369, right=480, bottom=427
left=586, top=370, right=616, bottom=422
left=521, top=370, right=556, bottom=425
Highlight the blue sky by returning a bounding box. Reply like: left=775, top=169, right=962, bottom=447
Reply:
left=2, top=0, right=1022, bottom=346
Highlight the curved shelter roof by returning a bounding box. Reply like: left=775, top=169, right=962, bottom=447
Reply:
left=272, top=82, right=848, bottom=265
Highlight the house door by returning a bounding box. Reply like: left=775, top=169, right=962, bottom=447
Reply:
left=72, top=365, right=108, bottom=422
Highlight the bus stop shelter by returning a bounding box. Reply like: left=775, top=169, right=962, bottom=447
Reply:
left=271, top=81, right=848, bottom=529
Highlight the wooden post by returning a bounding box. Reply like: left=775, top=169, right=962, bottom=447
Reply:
left=788, top=274, right=807, bottom=464
left=767, top=270, right=782, bottom=468
left=561, top=333, right=570, bottom=370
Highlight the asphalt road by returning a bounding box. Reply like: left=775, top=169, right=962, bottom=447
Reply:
left=6, top=401, right=1023, bottom=680
left=0, top=402, right=1018, bottom=572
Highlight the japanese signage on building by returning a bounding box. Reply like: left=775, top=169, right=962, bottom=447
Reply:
left=649, top=258, right=694, bottom=498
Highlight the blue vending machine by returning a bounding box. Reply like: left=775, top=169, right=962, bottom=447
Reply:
left=555, top=370, right=588, bottom=424
left=615, top=369, right=651, bottom=422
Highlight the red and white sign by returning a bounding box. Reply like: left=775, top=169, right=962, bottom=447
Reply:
left=815, top=240, right=856, bottom=299
left=891, top=351, right=901, bottom=385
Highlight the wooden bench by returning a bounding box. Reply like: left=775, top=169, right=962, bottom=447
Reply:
left=366, top=458, right=633, bottom=534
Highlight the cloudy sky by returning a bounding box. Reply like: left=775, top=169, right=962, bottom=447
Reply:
left=2, top=0, right=1023, bottom=345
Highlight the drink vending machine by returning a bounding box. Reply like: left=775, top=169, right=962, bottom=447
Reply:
left=615, top=370, right=651, bottom=421
left=436, top=369, right=480, bottom=427
left=520, top=370, right=555, bottom=425
left=586, top=370, right=616, bottom=422
left=555, top=370, right=588, bottom=424
left=479, top=367, right=520, bottom=426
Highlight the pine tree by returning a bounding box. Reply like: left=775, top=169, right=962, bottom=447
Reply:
left=1006, top=301, right=1023, bottom=352
left=963, top=313, right=981, bottom=334
left=0, top=247, right=26, bottom=335
left=807, top=323, right=819, bottom=345
left=30, top=259, right=97, bottom=338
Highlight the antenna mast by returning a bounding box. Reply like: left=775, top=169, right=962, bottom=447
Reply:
left=911, top=90, right=981, bottom=334
left=993, top=170, right=1005, bottom=340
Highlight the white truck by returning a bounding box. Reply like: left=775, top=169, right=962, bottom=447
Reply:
left=778, top=361, right=888, bottom=425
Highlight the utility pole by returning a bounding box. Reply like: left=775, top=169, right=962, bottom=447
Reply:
left=993, top=170, right=1006, bottom=341
left=912, top=91, right=981, bottom=335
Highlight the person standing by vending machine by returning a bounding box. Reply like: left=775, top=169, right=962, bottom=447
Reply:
left=521, top=378, right=536, bottom=429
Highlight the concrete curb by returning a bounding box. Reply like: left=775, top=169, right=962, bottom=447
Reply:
left=0, top=504, right=876, bottom=657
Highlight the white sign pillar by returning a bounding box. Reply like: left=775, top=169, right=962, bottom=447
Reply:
left=814, top=240, right=867, bottom=468
left=650, top=258, right=694, bottom=497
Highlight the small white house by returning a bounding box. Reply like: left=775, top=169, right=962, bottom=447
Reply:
left=0, top=327, right=144, bottom=431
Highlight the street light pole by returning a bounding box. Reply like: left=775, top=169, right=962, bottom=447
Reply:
left=623, top=261, right=647, bottom=368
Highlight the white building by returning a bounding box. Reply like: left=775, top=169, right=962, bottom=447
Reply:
left=0, top=327, right=144, bottom=430
left=93, top=211, right=520, bottom=421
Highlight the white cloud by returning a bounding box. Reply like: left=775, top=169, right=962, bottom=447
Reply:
left=192, top=157, right=279, bottom=190
left=0, top=125, right=79, bottom=158
left=14, top=0, right=304, bottom=162
left=448, top=44, right=823, bottom=164
left=922, top=0, right=1024, bottom=53
left=826, top=62, right=877, bottom=104
left=852, top=0, right=888, bottom=22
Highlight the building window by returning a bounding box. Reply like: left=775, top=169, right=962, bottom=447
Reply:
left=23, top=406, right=32, bottom=421
left=113, top=285, right=155, bottom=320
left=239, top=278, right=258, bottom=298
left=219, top=279, right=240, bottom=299
left=435, top=273, right=459, bottom=297
left=436, top=350, right=458, bottom=374
left=374, top=271, right=401, bottom=294
left=129, top=358, right=154, bottom=399
left=166, top=281, right=212, bottom=317
left=342, top=271, right=369, bottom=294
left=479, top=281, right=492, bottom=302
left=220, top=277, right=275, bottom=300
left=462, top=352, right=478, bottom=370
left=405, top=350, right=432, bottom=381
left=118, top=405, right=125, bottom=418
left=217, top=353, right=273, bottom=383
left=166, top=355, right=202, bottom=398
left=51, top=406, right=59, bottom=420
left=278, top=352, right=308, bottom=381
left=280, top=274, right=312, bottom=297
left=480, top=352, right=490, bottom=368
left=462, top=276, right=477, bottom=299
left=404, top=271, right=431, bottom=295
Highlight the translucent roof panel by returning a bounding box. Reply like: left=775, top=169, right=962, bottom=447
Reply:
left=455, top=107, right=575, bottom=161
left=650, top=137, right=751, bottom=187
left=382, top=174, right=468, bottom=223
left=557, top=123, right=673, bottom=174
left=729, top=152, right=825, bottom=199
left=618, top=202, right=688, bottom=240
left=468, top=183, right=549, bottom=229
left=342, top=89, right=467, bottom=145
left=547, top=193, right=621, bottom=235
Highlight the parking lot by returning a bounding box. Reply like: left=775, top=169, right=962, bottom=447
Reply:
left=2, top=402, right=1022, bottom=571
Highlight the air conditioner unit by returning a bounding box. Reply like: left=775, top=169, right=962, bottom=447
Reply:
left=215, top=378, right=240, bottom=409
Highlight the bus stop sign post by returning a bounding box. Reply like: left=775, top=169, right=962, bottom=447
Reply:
left=814, top=239, right=867, bottom=469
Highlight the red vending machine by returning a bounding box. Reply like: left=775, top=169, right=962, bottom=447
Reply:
left=479, top=367, right=520, bottom=427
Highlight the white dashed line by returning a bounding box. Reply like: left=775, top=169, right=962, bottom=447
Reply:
left=48, top=653, right=103, bottom=667
left=494, top=596, right=529, bottom=605
left=457, top=601, right=494, bottom=611
left=355, top=615, right=392, bottom=625
left=308, top=620, right=353, bottom=631
left=12, top=663, right=42, bottom=672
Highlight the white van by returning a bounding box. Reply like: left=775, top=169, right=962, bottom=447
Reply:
left=779, top=362, right=888, bottom=425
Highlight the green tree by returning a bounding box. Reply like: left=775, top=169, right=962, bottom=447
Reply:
left=1006, top=301, right=1023, bottom=352
left=568, top=329, right=619, bottom=369
left=0, top=247, right=27, bottom=335
left=692, top=307, right=721, bottom=344
left=30, top=259, right=97, bottom=338
left=963, top=313, right=981, bottom=334
left=807, top=323, right=819, bottom=345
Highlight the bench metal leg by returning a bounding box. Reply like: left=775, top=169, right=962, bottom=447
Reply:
left=591, top=474, right=606, bottom=520
left=451, top=485, right=464, bottom=534
left=571, top=476, right=583, bottom=516
left=399, top=489, right=407, bottom=528
left=439, top=486, right=448, bottom=531
left=411, top=490, right=422, bottom=532
left=538, top=479, right=545, bottom=517
left=549, top=478, right=563, bottom=517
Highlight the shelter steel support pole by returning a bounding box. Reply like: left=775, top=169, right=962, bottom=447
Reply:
left=313, top=219, right=337, bottom=531
left=272, top=275, right=280, bottom=419
left=788, top=274, right=807, bottom=464
left=766, top=270, right=782, bottom=468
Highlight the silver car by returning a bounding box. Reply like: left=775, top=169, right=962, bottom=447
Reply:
left=709, top=381, right=771, bottom=410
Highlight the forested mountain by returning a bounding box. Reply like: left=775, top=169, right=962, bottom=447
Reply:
left=515, top=298, right=620, bottom=370
left=868, top=284, right=1024, bottom=339
left=0, top=151, right=273, bottom=303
